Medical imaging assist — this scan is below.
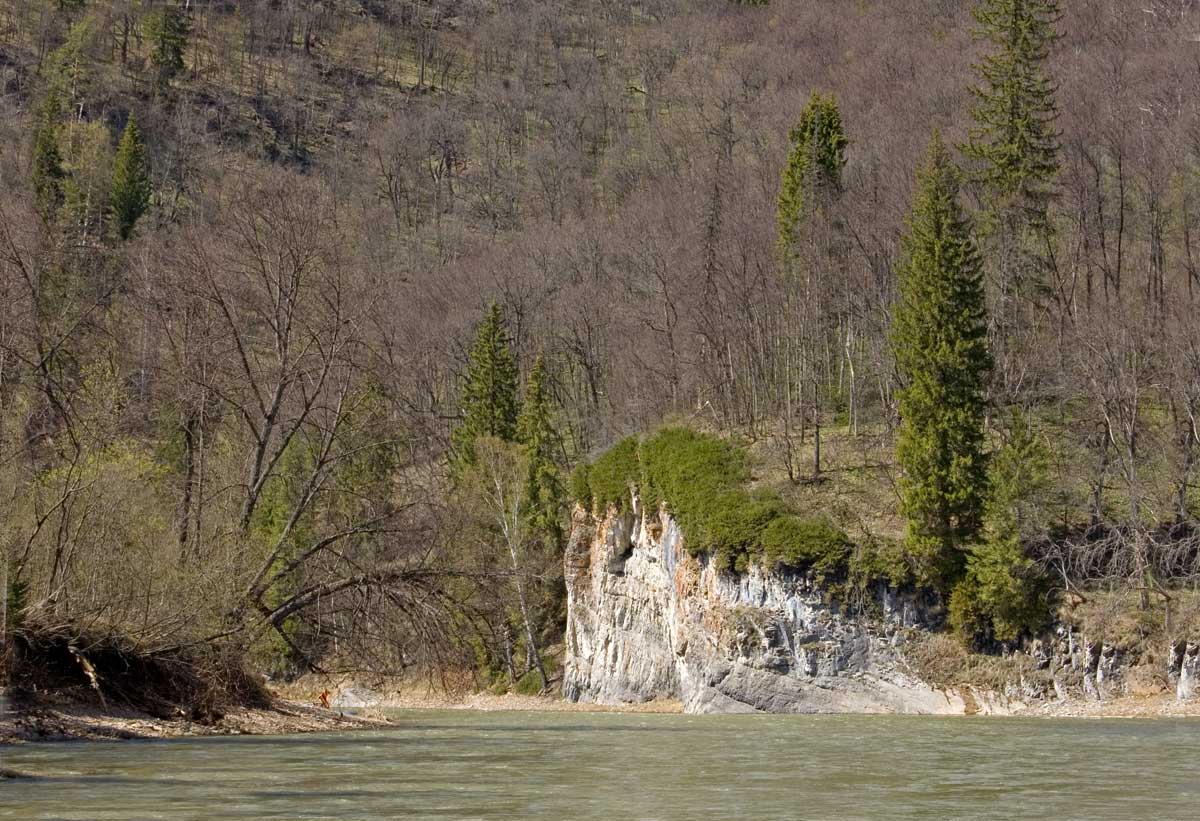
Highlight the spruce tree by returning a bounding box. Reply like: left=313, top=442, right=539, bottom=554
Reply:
left=964, top=0, right=1061, bottom=223
left=146, top=4, right=190, bottom=86
left=110, top=116, right=151, bottom=241
left=452, top=303, right=520, bottom=472
left=31, top=89, right=65, bottom=220
left=892, top=134, right=992, bottom=587
left=963, top=0, right=1060, bottom=399
left=950, top=412, right=1049, bottom=646
left=517, top=354, right=565, bottom=542
left=777, top=91, right=847, bottom=257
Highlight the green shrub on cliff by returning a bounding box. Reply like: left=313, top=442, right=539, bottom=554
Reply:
left=703, top=491, right=790, bottom=572
left=569, top=462, right=593, bottom=513
left=638, top=428, right=751, bottom=561
left=759, top=515, right=851, bottom=582
left=572, top=427, right=857, bottom=578
left=584, top=436, right=640, bottom=513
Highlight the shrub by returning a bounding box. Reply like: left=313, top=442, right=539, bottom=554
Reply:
left=513, top=667, right=545, bottom=695
left=638, top=427, right=749, bottom=549
left=639, top=429, right=746, bottom=505
left=576, top=428, right=875, bottom=590
left=760, top=515, right=851, bottom=583
left=569, top=462, right=593, bottom=513
left=584, top=436, right=640, bottom=512
left=703, top=491, right=789, bottom=572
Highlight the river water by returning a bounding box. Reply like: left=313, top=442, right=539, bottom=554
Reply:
left=2, top=711, right=1198, bottom=819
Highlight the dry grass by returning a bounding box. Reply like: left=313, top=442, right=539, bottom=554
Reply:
left=1061, top=589, right=1200, bottom=661
left=742, top=422, right=906, bottom=545
left=902, top=632, right=1043, bottom=691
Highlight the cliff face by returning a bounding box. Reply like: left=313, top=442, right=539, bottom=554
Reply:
left=563, top=499, right=1200, bottom=714
left=562, top=497, right=997, bottom=714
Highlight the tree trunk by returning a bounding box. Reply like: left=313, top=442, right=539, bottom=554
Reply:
left=508, top=539, right=547, bottom=690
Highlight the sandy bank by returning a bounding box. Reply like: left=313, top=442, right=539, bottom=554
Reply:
left=4, top=686, right=1194, bottom=747
left=0, top=697, right=388, bottom=746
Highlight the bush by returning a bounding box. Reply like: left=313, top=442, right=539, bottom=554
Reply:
left=569, top=462, right=592, bottom=513
left=639, top=427, right=758, bottom=565
left=583, top=436, right=640, bottom=512
left=759, top=515, right=851, bottom=582
left=639, top=428, right=748, bottom=519
left=575, top=428, right=887, bottom=595
left=513, top=667, right=545, bottom=695
left=703, top=491, right=790, bottom=572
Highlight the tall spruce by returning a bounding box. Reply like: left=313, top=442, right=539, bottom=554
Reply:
left=31, top=89, right=65, bottom=220
left=146, top=4, right=191, bottom=86
left=517, top=354, right=565, bottom=543
left=777, top=91, right=847, bottom=257
left=892, top=134, right=992, bottom=587
left=452, top=303, right=520, bottom=472
left=110, top=116, right=151, bottom=241
left=964, top=0, right=1061, bottom=222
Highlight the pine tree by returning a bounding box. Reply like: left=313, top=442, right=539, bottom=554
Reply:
left=452, top=303, right=520, bottom=472
left=892, top=134, right=992, bottom=588
left=964, top=0, right=1061, bottom=223
left=777, top=91, right=847, bottom=257
left=110, top=116, right=151, bottom=241
left=145, top=4, right=191, bottom=86
left=31, top=89, right=65, bottom=220
left=517, top=354, right=565, bottom=542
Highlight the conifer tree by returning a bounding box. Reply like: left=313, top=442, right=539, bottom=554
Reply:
left=31, top=89, right=65, bottom=220
left=452, top=303, right=520, bottom=472
left=110, top=116, right=151, bottom=241
left=777, top=91, right=847, bottom=256
left=950, top=412, right=1049, bottom=646
left=892, top=134, right=992, bottom=587
left=963, top=0, right=1061, bottom=400
left=517, top=354, right=565, bottom=542
left=964, top=0, right=1061, bottom=223
left=145, top=4, right=191, bottom=86
left=49, top=17, right=95, bottom=113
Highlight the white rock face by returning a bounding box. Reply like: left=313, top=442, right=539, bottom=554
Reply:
left=1178, top=644, right=1199, bottom=701
left=563, top=500, right=1002, bottom=714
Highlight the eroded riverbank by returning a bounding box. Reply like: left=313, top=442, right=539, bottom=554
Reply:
left=0, top=698, right=388, bottom=746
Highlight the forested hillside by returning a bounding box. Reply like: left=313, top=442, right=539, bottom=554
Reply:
left=1, top=0, right=1198, bottom=696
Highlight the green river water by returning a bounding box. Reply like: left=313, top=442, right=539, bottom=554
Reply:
left=2, top=710, right=1198, bottom=819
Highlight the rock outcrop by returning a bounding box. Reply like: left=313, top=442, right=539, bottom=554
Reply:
left=563, top=497, right=1007, bottom=714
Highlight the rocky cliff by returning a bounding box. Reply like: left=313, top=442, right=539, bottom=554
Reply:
left=562, top=495, right=1012, bottom=714
left=564, top=496, right=1200, bottom=714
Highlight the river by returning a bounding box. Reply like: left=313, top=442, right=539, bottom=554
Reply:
left=2, top=711, right=1198, bottom=819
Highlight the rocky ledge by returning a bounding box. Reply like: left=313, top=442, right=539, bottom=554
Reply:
left=563, top=496, right=1003, bottom=714
left=563, top=496, right=1199, bottom=715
